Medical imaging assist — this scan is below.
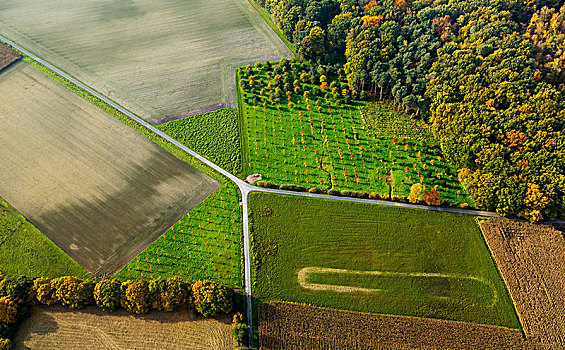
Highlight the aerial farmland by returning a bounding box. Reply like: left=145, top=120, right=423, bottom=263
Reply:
left=0, top=0, right=292, bottom=124
left=0, top=61, right=219, bottom=278
left=1, top=0, right=564, bottom=349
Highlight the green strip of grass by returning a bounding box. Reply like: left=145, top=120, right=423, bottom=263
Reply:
left=158, top=108, right=242, bottom=175
left=0, top=197, right=89, bottom=279
left=247, top=0, right=297, bottom=57
left=249, top=192, right=520, bottom=328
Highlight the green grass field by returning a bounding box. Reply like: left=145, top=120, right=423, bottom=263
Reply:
left=249, top=192, right=520, bottom=328
left=115, top=182, right=242, bottom=288
left=0, top=0, right=292, bottom=123
left=0, top=197, right=89, bottom=279
left=158, top=109, right=242, bottom=175
left=238, top=63, right=472, bottom=205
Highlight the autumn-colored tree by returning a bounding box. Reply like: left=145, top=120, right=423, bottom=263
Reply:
left=424, top=188, right=441, bottom=206
left=32, top=278, right=58, bottom=305
left=94, top=280, right=122, bottom=312
left=0, top=338, right=11, bottom=350
left=149, top=277, right=189, bottom=312
left=0, top=297, right=17, bottom=324
left=192, top=280, right=233, bottom=317
left=232, top=312, right=249, bottom=348
left=54, top=276, right=94, bottom=309
left=408, top=183, right=425, bottom=204
left=120, top=280, right=150, bottom=314
left=519, top=183, right=552, bottom=223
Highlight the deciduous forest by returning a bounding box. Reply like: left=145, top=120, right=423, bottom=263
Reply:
left=254, top=0, right=565, bottom=222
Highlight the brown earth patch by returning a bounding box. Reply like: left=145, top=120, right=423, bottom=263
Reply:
left=479, top=219, right=565, bottom=349
left=13, top=305, right=234, bottom=350
left=0, top=43, right=20, bottom=72
left=258, top=301, right=527, bottom=350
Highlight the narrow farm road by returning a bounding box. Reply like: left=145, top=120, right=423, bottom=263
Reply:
left=2, top=35, right=563, bottom=349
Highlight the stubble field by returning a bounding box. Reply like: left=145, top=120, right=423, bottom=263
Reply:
left=0, top=0, right=292, bottom=124
left=258, top=301, right=527, bottom=350
left=0, top=62, right=219, bottom=278
left=479, top=219, right=565, bottom=348
left=13, top=305, right=234, bottom=350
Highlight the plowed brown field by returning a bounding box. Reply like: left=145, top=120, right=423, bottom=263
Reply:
left=0, top=43, right=18, bottom=71
left=258, top=302, right=527, bottom=350
left=13, top=305, right=234, bottom=350
left=479, top=219, right=565, bottom=349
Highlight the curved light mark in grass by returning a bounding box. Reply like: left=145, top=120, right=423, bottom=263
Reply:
left=298, top=267, right=498, bottom=307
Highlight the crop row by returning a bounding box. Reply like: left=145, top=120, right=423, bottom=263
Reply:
left=238, top=63, right=471, bottom=205
left=116, top=183, right=242, bottom=288
left=479, top=219, right=565, bottom=348
left=258, top=301, right=527, bottom=350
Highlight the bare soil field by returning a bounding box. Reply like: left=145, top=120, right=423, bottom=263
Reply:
left=258, top=301, right=527, bottom=350
left=0, top=42, right=19, bottom=71
left=0, top=62, right=219, bottom=278
left=0, top=0, right=292, bottom=124
left=13, top=305, right=234, bottom=350
left=479, top=219, right=565, bottom=349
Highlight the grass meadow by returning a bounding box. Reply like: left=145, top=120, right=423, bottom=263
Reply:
left=158, top=109, right=242, bottom=175
left=249, top=192, right=520, bottom=328
left=0, top=197, right=89, bottom=279
left=238, top=63, right=472, bottom=205
left=0, top=0, right=292, bottom=123
left=0, top=61, right=219, bottom=278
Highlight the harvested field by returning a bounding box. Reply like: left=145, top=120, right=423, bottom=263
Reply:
left=258, top=301, right=527, bottom=350
left=0, top=0, right=292, bottom=124
left=0, top=62, right=219, bottom=278
left=0, top=42, right=19, bottom=71
left=479, top=219, right=565, bottom=349
left=13, top=305, right=234, bottom=350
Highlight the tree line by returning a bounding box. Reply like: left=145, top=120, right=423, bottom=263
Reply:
left=256, top=0, right=565, bottom=222
left=0, top=275, right=236, bottom=349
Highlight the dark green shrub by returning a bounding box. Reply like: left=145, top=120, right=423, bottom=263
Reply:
left=232, top=312, right=249, bottom=348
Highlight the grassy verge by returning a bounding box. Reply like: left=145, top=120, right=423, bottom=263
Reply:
left=20, top=56, right=243, bottom=287
left=247, top=0, right=296, bottom=57
left=0, top=197, right=89, bottom=279
left=158, top=108, right=242, bottom=175
left=235, top=68, right=250, bottom=179
left=249, top=192, right=520, bottom=328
